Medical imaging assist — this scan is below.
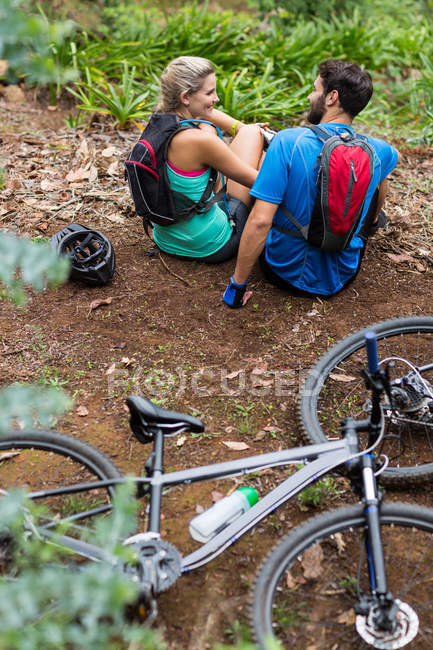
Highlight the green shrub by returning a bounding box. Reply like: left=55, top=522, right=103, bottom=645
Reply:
left=0, top=0, right=77, bottom=85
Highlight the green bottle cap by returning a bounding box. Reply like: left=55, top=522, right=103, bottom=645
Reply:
left=237, top=486, right=259, bottom=507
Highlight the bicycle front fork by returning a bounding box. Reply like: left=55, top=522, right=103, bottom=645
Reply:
left=355, top=453, right=397, bottom=633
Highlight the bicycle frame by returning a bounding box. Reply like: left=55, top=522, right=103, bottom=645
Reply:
left=28, top=423, right=362, bottom=570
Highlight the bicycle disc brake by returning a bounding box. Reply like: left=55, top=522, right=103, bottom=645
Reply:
left=356, top=599, right=419, bottom=649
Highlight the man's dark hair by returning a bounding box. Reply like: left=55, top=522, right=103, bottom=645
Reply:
left=318, top=59, right=373, bottom=119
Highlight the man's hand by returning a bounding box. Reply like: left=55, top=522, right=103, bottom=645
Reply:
left=223, top=276, right=250, bottom=308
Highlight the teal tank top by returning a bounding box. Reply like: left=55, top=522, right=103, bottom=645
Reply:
left=152, top=165, right=232, bottom=258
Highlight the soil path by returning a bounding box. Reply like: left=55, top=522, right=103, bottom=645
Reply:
left=1, top=92, right=433, bottom=648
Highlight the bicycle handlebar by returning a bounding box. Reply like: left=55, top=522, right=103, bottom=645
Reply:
left=365, top=330, right=379, bottom=374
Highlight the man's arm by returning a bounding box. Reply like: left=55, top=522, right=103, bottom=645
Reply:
left=233, top=199, right=279, bottom=283
left=373, top=178, right=388, bottom=221
left=223, top=199, right=278, bottom=308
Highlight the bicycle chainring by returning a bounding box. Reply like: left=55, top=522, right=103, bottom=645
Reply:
left=356, top=599, right=419, bottom=649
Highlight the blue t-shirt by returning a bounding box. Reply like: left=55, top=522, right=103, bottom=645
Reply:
left=250, top=124, right=398, bottom=295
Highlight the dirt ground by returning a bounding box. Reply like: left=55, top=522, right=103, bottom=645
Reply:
left=1, top=89, right=433, bottom=648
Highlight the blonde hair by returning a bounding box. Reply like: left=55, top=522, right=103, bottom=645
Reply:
left=156, top=56, right=215, bottom=113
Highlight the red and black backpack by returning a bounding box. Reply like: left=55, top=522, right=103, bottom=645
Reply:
left=274, top=125, right=375, bottom=253
left=125, top=113, right=219, bottom=230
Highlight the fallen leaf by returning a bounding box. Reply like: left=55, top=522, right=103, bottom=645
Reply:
left=222, top=441, right=250, bottom=451
left=37, top=222, right=48, bottom=232
left=107, top=160, right=119, bottom=176
left=254, top=431, right=267, bottom=441
left=40, top=179, right=61, bottom=192
left=105, top=362, right=116, bottom=376
left=285, top=571, right=296, bottom=589
left=105, top=213, right=125, bottom=224
left=212, top=490, right=224, bottom=503
left=66, top=167, right=91, bottom=183
left=337, top=609, right=355, bottom=625
left=226, top=369, right=243, bottom=379
left=47, top=105, right=57, bottom=112
left=88, top=165, right=98, bottom=183
left=334, top=532, right=346, bottom=555
left=77, top=139, right=89, bottom=159
left=263, top=425, right=283, bottom=432
left=121, top=356, right=135, bottom=367
left=22, top=198, right=38, bottom=207
left=0, top=451, right=20, bottom=462
left=89, top=297, right=113, bottom=311
left=302, top=543, right=324, bottom=579
left=76, top=405, right=89, bottom=417
left=195, top=504, right=205, bottom=514
left=386, top=253, right=416, bottom=264
left=176, top=434, right=186, bottom=447
left=101, top=146, right=119, bottom=157
left=329, top=372, right=357, bottom=382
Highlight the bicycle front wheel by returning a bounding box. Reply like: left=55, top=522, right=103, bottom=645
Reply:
left=0, top=430, right=123, bottom=544
left=251, top=502, right=433, bottom=649
left=299, top=316, right=433, bottom=485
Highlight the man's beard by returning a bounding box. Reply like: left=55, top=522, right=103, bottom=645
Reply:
left=307, top=93, right=326, bottom=124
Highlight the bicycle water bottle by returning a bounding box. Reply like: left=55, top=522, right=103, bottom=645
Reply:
left=189, top=487, right=259, bottom=543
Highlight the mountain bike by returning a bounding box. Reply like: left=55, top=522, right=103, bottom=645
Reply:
left=298, top=315, right=433, bottom=485
left=2, top=330, right=433, bottom=649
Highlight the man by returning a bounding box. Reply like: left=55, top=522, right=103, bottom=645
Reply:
left=223, top=59, right=399, bottom=308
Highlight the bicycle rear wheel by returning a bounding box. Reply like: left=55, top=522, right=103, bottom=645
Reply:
left=299, top=316, right=433, bottom=485
left=251, top=502, right=433, bottom=649
left=0, top=430, right=123, bottom=552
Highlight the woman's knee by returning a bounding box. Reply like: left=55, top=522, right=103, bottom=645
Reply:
left=236, top=123, right=263, bottom=143
left=231, top=124, right=264, bottom=168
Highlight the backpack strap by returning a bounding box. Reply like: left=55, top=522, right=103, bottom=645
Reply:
left=273, top=206, right=307, bottom=239
left=163, top=119, right=221, bottom=220
left=306, top=124, right=332, bottom=143
left=173, top=119, right=227, bottom=217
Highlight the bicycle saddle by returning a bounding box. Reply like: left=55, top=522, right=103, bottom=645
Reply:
left=126, top=395, right=204, bottom=443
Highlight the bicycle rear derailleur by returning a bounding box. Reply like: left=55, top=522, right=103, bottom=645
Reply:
left=122, top=532, right=182, bottom=622
left=388, top=370, right=433, bottom=421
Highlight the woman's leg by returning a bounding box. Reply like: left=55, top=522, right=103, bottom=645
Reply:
left=226, top=124, right=264, bottom=207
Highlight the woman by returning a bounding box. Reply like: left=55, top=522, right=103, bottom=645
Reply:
left=152, top=56, right=265, bottom=263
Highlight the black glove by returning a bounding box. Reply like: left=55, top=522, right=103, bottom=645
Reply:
left=223, top=276, right=248, bottom=309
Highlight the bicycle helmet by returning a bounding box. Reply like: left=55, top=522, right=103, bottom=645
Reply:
left=50, top=223, right=115, bottom=286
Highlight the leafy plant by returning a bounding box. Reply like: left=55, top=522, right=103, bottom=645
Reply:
left=0, top=484, right=165, bottom=649
left=68, top=62, right=153, bottom=127
left=0, top=0, right=77, bottom=85
left=298, top=475, right=340, bottom=508
left=0, top=232, right=69, bottom=306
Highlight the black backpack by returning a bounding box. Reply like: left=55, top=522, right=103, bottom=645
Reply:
left=124, top=113, right=219, bottom=230
left=274, top=125, right=375, bottom=253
